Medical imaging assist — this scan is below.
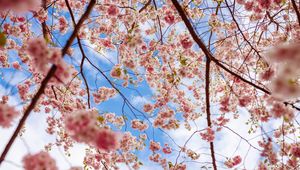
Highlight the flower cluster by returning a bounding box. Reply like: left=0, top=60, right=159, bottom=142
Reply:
left=224, top=155, right=242, bottom=168
left=263, top=42, right=300, bottom=100
left=0, top=103, right=19, bottom=128
left=22, top=151, right=58, bottom=170
left=179, top=34, right=193, bottom=49
left=131, top=119, right=149, bottom=131
left=270, top=101, right=294, bottom=122
left=110, top=65, right=123, bottom=79
left=64, top=109, right=120, bottom=152
left=149, top=140, right=161, bottom=152
left=143, top=103, right=154, bottom=113
left=237, top=0, right=282, bottom=12
left=93, top=87, right=117, bottom=104
left=0, top=0, right=41, bottom=12
left=291, top=144, right=300, bottom=158
left=27, top=38, right=76, bottom=83
left=200, top=127, right=215, bottom=142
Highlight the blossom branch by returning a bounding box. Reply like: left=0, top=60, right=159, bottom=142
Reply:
left=291, top=0, right=300, bottom=26
left=170, top=0, right=270, bottom=95
left=65, top=0, right=91, bottom=108
left=0, top=0, right=96, bottom=165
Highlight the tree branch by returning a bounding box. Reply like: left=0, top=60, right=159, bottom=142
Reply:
left=170, top=0, right=270, bottom=95
left=291, top=0, right=300, bottom=26
left=0, top=0, right=96, bottom=165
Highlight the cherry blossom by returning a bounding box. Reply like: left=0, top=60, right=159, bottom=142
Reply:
left=0, top=103, right=19, bottom=128
left=22, top=151, right=58, bottom=170
left=1, top=0, right=300, bottom=169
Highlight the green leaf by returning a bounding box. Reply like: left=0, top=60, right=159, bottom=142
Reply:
left=0, top=32, right=7, bottom=47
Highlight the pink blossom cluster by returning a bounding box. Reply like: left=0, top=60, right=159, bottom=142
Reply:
left=131, top=119, right=149, bottom=131
left=162, top=144, right=172, bottom=154
left=200, top=127, right=215, bottom=142
left=149, top=140, right=161, bottom=152
left=119, top=132, right=145, bottom=152
left=22, top=151, right=58, bottom=170
left=170, top=163, right=187, bottom=170
left=263, top=42, right=300, bottom=100
left=270, top=101, right=294, bottom=122
left=64, top=109, right=120, bottom=152
left=179, top=34, right=193, bottom=49
left=163, top=7, right=176, bottom=25
left=258, top=139, right=278, bottom=165
left=110, top=65, right=123, bottom=79
left=103, top=113, right=125, bottom=127
left=58, top=16, right=68, bottom=34
left=224, top=155, right=242, bottom=168
left=93, top=87, right=117, bottom=104
left=106, top=5, right=119, bottom=16
left=214, top=115, right=230, bottom=131
left=237, top=0, right=283, bottom=12
left=0, top=103, right=19, bottom=128
left=0, top=0, right=41, bottom=12
left=143, top=103, right=154, bottom=113
left=34, top=7, right=47, bottom=23
left=27, top=38, right=76, bottom=83
left=291, top=144, right=300, bottom=158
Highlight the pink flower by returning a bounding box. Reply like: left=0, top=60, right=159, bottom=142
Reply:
left=270, top=102, right=294, bottom=121
left=95, top=129, right=120, bottom=152
left=131, top=119, right=149, bottom=131
left=258, top=0, right=272, bottom=9
left=224, top=155, right=242, bottom=168
left=12, top=61, right=21, bottom=70
left=0, top=0, right=41, bottom=12
left=236, top=0, right=245, bottom=4
left=58, top=16, right=68, bottom=34
left=23, top=151, right=58, bottom=170
left=291, top=144, right=300, bottom=157
left=107, top=5, right=119, bottom=16
left=149, top=140, right=161, bottom=152
left=143, top=103, right=154, bottom=113
left=0, top=103, right=19, bottom=128
left=244, top=1, right=254, bottom=11
left=180, top=35, right=193, bottom=49
left=164, top=11, right=175, bottom=24
left=238, top=96, right=251, bottom=107
left=64, top=109, right=99, bottom=144
left=220, top=96, right=230, bottom=112
left=110, top=65, right=123, bottom=79
left=65, top=109, right=120, bottom=152
left=200, top=127, right=215, bottom=142
left=162, top=144, right=172, bottom=154
left=54, top=59, right=76, bottom=84
left=27, top=37, right=51, bottom=73
left=259, top=68, right=274, bottom=81
left=93, top=87, right=117, bottom=104
left=232, top=155, right=242, bottom=165
left=34, top=7, right=47, bottom=23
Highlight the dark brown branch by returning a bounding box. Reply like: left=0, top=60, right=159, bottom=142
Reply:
left=205, top=57, right=217, bottom=170
left=291, top=0, right=300, bottom=26
left=65, top=0, right=91, bottom=109
left=0, top=0, right=96, bottom=165
left=224, top=0, right=263, bottom=59
left=170, top=0, right=270, bottom=94
left=153, top=0, right=163, bottom=44
left=139, top=0, right=152, bottom=13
